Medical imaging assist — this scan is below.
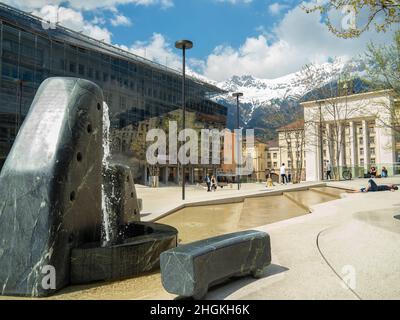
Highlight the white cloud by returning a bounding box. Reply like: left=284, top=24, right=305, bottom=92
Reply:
left=216, top=0, right=252, bottom=4
left=201, top=3, right=396, bottom=81
left=268, top=3, right=288, bottom=16
left=32, top=5, right=112, bottom=43
left=110, top=14, right=132, bottom=26
left=2, top=0, right=174, bottom=11
left=118, top=33, right=182, bottom=70
left=160, top=0, right=174, bottom=9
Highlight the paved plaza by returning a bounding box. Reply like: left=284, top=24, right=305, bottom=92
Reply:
left=138, top=177, right=400, bottom=300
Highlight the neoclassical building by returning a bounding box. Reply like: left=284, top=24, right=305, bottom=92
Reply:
left=301, top=90, right=399, bottom=181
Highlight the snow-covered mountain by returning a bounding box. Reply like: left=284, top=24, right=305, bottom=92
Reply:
left=212, top=60, right=365, bottom=141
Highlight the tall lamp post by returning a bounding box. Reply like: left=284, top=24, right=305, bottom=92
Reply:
left=175, top=40, right=193, bottom=201
left=318, top=100, right=325, bottom=181
left=232, top=92, right=243, bottom=190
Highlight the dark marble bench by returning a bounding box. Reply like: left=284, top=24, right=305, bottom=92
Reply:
left=160, top=230, right=271, bottom=299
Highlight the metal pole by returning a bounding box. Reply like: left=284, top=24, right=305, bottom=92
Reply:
left=236, top=96, right=240, bottom=190
left=182, top=47, right=186, bottom=200
left=319, top=102, right=324, bottom=181
left=175, top=40, right=192, bottom=201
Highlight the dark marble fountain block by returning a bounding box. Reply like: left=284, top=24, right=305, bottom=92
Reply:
left=103, top=162, right=141, bottom=228
left=70, top=222, right=178, bottom=284
left=0, top=77, right=104, bottom=297
left=160, top=230, right=271, bottom=299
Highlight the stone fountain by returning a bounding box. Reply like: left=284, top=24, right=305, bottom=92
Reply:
left=0, top=77, right=177, bottom=297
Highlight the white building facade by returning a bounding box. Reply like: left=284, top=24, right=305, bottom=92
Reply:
left=302, top=90, right=399, bottom=181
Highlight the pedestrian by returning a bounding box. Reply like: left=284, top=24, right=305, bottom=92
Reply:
left=280, top=163, right=287, bottom=184
left=326, top=160, right=332, bottom=180
left=205, top=175, right=211, bottom=192
left=211, top=175, right=217, bottom=192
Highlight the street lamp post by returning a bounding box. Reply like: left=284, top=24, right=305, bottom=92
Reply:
left=175, top=40, right=193, bottom=201
left=232, top=92, right=243, bottom=190
left=318, top=100, right=325, bottom=181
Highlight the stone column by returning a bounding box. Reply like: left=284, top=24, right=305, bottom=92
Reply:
left=349, top=121, right=358, bottom=176
left=143, top=166, right=148, bottom=186
left=338, top=123, right=345, bottom=168
left=164, top=166, right=169, bottom=185
left=175, top=166, right=180, bottom=184
left=325, top=123, right=332, bottom=163
left=362, top=120, right=370, bottom=171
left=305, top=123, right=320, bottom=181
left=189, top=167, right=195, bottom=184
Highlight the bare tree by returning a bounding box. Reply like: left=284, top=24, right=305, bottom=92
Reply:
left=363, top=30, right=400, bottom=135
left=303, top=0, right=400, bottom=38
left=279, top=121, right=306, bottom=183
left=300, top=61, right=363, bottom=180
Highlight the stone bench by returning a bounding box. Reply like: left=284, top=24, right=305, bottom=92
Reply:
left=160, top=230, right=271, bottom=299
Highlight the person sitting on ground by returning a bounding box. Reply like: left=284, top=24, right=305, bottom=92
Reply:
left=381, top=166, right=388, bottom=178
left=369, top=166, right=377, bottom=177
left=349, top=179, right=398, bottom=193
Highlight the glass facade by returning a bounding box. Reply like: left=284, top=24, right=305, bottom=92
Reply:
left=0, top=4, right=227, bottom=184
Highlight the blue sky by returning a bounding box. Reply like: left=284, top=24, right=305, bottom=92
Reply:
left=106, top=0, right=299, bottom=60
left=5, top=0, right=397, bottom=81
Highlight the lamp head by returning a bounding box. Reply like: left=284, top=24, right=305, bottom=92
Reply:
left=175, top=40, right=193, bottom=50
left=232, top=92, right=244, bottom=98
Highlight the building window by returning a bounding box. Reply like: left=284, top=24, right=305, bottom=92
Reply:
left=371, top=148, right=375, bottom=156
left=359, top=137, right=363, bottom=145
left=370, top=137, right=375, bottom=145
left=360, top=148, right=364, bottom=156
left=78, top=64, right=85, bottom=75
left=273, top=153, right=277, bottom=159
left=371, top=158, right=376, bottom=164
left=273, top=162, right=277, bottom=168
left=69, top=62, right=76, bottom=73
left=360, top=159, right=364, bottom=166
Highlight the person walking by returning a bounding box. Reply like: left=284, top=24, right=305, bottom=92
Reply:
left=280, top=163, right=287, bottom=184
left=211, top=175, right=217, bottom=192
left=205, top=175, right=211, bottom=192
left=326, top=160, right=333, bottom=180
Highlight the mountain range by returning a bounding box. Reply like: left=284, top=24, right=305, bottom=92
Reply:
left=212, top=60, right=367, bottom=142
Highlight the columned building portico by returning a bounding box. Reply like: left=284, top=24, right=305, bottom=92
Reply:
left=301, top=90, right=399, bottom=181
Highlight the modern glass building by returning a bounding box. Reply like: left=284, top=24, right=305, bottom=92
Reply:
left=0, top=3, right=227, bottom=184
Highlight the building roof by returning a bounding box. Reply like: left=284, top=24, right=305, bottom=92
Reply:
left=300, top=89, right=395, bottom=107
left=277, top=119, right=304, bottom=132
left=265, top=140, right=279, bottom=148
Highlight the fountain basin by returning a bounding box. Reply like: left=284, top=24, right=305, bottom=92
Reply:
left=70, top=222, right=178, bottom=284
